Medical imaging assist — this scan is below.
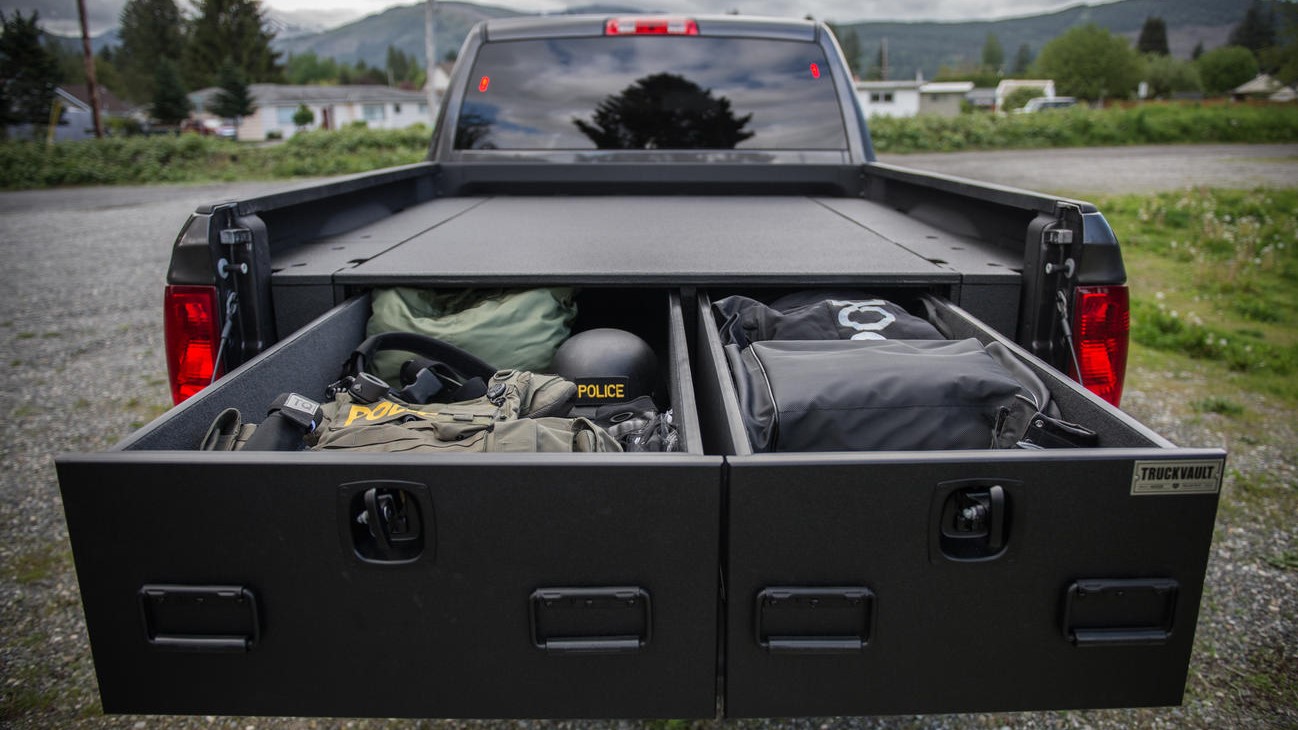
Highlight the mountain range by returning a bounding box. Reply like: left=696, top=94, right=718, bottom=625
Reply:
left=51, top=0, right=1264, bottom=82
left=271, top=0, right=1262, bottom=79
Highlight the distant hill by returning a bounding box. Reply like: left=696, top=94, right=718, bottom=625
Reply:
left=46, top=0, right=1269, bottom=82
left=272, top=2, right=523, bottom=67
left=835, top=0, right=1266, bottom=81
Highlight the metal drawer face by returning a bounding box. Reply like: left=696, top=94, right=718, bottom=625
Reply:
left=57, top=290, right=721, bottom=719
left=696, top=290, right=1223, bottom=716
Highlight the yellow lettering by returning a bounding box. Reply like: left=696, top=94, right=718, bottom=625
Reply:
left=576, top=382, right=628, bottom=400
left=343, top=404, right=375, bottom=427
left=342, top=400, right=423, bottom=427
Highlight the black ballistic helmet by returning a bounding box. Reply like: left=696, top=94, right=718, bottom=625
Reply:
left=552, top=328, right=657, bottom=403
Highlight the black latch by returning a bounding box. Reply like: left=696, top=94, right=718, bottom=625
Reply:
left=936, top=482, right=1009, bottom=561
left=339, top=481, right=432, bottom=565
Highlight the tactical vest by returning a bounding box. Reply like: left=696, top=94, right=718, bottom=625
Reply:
left=307, top=369, right=622, bottom=454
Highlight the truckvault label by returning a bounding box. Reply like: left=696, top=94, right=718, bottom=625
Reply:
left=1131, top=459, right=1224, bottom=495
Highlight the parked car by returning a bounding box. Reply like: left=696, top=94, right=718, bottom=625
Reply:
left=1019, top=96, right=1078, bottom=112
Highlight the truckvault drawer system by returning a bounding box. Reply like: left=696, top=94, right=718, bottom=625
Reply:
left=56, top=13, right=1224, bottom=721
left=58, top=288, right=1222, bottom=718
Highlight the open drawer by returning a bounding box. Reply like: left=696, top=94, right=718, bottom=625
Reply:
left=695, top=289, right=1224, bottom=717
left=56, top=289, right=721, bottom=719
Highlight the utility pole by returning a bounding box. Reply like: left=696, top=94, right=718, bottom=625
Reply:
left=424, top=0, right=438, bottom=122
left=76, top=0, right=104, bottom=138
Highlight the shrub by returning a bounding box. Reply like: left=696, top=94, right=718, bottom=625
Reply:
left=1197, top=46, right=1260, bottom=96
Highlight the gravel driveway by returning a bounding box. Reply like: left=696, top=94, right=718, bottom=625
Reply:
left=1, top=146, right=1295, bottom=729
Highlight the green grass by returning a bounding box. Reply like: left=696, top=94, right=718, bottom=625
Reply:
left=1097, top=187, right=1298, bottom=403
left=871, top=103, right=1298, bottom=153
left=4, top=105, right=1298, bottom=189
left=0, top=125, right=432, bottom=189
left=4, top=547, right=70, bottom=585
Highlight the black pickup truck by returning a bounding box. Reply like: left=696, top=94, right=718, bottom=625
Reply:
left=57, top=15, right=1224, bottom=720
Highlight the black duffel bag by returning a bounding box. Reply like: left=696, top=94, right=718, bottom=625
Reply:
left=725, top=338, right=1057, bottom=452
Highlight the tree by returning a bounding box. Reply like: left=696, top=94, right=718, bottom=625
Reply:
left=1033, top=24, right=1145, bottom=102
left=1003, top=86, right=1044, bottom=111
left=934, top=63, right=1001, bottom=88
left=117, top=0, right=186, bottom=103
left=292, top=102, right=312, bottom=129
left=1229, top=0, right=1276, bottom=58
left=1137, top=16, right=1169, bottom=56
left=1143, top=54, right=1201, bottom=98
left=386, top=45, right=419, bottom=87
left=1196, top=45, right=1260, bottom=95
left=285, top=52, right=340, bottom=85
left=0, top=11, right=62, bottom=139
left=982, top=32, right=1004, bottom=71
left=210, top=61, right=255, bottom=121
left=827, top=23, right=863, bottom=79
left=1011, top=43, right=1033, bottom=75
left=1192, top=41, right=1205, bottom=60
left=151, top=58, right=191, bottom=125
left=573, top=73, right=753, bottom=150
left=864, top=41, right=887, bottom=81
left=183, top=0, right=280, bottom=91
left=1266, top=4, right=1298, bottom=84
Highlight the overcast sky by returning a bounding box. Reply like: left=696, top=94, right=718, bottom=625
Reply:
left=10, top=0, right=1122, bottom=37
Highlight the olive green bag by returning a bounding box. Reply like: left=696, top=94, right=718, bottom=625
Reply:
left=306, top=369, right=621, bottom=454
left=367, top=288, right=578, bottom=382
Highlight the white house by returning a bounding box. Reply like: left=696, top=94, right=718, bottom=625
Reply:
left=190, top=83, right=436, bottom=141
left=1232, top=74, right=1298, bottom=102
left=855, top=79, right=975, bottom=118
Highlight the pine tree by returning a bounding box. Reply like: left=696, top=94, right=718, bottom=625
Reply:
left=0, top=11, right=62, bottom=139
left=827, top=23, right=863, bottom=79
left=210, top=61, right=255, bottom=121
left=1012, top=43, right=1033, bottom=75
left=1192, top=41, right=1205, bottom=60
left=118, top=0, right=186, bottom=103
left=982, top=33, right=1004, bottom=72
left=1229, top=1, right=1277, bottom=57
left=1137, top=17, right=1170, bottom=56
left=292, top=103, right=312, bottom=128
left=183, top=0, right=281, bottom=91
left=151, top=58, right=191, bottom=125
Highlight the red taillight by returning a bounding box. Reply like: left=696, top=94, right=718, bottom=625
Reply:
left=1071, top=285, right=1129, bottom=407
left=604, top=17, right=699, bottom=35
left=810, top=62, right=822, bottom=79
left=164, top=284, right=222, bottom=404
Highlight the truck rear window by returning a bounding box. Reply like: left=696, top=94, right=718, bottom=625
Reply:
left=455, top=36, right=848, bottom=152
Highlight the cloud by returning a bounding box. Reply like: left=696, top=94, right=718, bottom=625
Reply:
left=3, top=0, right=124, bottom=35
left=16, top=0, right=1120, bottom=38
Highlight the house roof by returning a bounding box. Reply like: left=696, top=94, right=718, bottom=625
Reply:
left=920, top=81, right=975, bottom=94
left=57, top=85, right=134, bottom=114
left=1234, top=74, right=1284, bottom=95
left=856, top=80, right=922, bottom=92
left=190, top=84, right=430, bottom=110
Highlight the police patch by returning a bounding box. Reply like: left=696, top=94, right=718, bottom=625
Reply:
left=572, top=377, right=630, bottom=405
